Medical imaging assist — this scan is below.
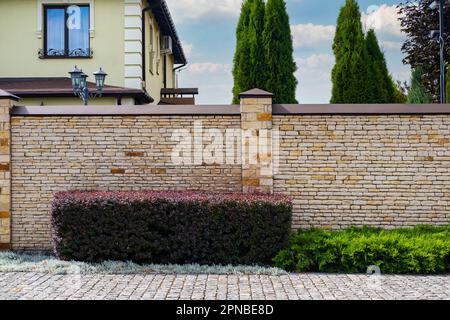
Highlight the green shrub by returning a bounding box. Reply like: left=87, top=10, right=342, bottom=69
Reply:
left=274, top=225, right=450, bottom=274
left=52, top=191, right=292, bottom=265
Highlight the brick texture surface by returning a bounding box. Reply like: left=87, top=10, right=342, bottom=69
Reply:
left=0, top=101, right=11, bottom=248
left=7, top=112, right=450, bottom=250
left=11, top=116, right=242, bottom=250
left=273, top=115, right=450, bottom=230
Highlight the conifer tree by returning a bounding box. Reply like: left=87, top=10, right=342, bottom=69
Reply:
left=407, top=67, right=433, bottom=104
left=232, top=0, right=265, bottom=104
left=262, top=0, right=298, bottom=103
left=365, top=29, right=396, bottom=103
left=331, top=0, right=371, bottom=103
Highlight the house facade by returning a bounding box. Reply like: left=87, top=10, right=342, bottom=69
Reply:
left=0, top=0, right=196, bottom=105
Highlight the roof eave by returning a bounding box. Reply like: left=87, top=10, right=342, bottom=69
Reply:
left=147, top=0, right=187, bottom=65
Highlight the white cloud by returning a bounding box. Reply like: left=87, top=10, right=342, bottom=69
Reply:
left=361, top=4, right=406, bottom=52
left=296, top=54, right=335, bottom=103
left=187, top=63, right=231, bottom=74
left=291, top=23, right=335, bottom=48
left=165, top=0, right=241, bottom=23
left=182, top=42, right=193, bottom=60
left=178, top=63, right=233, bottom=104
left=361, top=4, right=404, bottom=37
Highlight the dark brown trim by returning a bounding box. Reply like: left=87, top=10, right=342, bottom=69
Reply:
left=272, top=104, right=450, bottom=115
left=163, top=55, right=167, bottom=88
left=11, top=105, right=241, bottom=116
left=161, top=88, right=199, bottom=95
left=9, top=92, right=151, bottom=104
left=10, top=104, right=450, bottom=117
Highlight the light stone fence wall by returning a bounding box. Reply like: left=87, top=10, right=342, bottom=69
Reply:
left=0, top=97, right=12, bottom=250
left=11, top=115, right=242, bottom=250
left=0, top=90, right=449, bottom=251
left=274, top=114, right=450, bottom=230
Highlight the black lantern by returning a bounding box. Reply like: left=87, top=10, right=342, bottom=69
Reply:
left=68, top=66, right=107, bottom=105
left=79, top=71, right=88, bottom=89
left=93, top=68, right=108, bottom=92
left=69, top=66, right=83, bottom=91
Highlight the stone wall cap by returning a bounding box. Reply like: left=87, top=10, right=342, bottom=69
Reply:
left=273, top=104, right=450, bottom=115
left=11, top=104, right=241, bottom=116
left=0, top=89, right=20, bottom=101
left=239, top=88, right=274, bottom=98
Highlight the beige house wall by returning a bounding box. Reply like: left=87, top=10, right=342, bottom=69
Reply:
left=143, top=9, right=175, bottom=104
left=0, top=0, right=177, bottom=104
left=0, top=0, right=125, bottom=88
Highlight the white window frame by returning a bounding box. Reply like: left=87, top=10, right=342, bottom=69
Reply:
left=37, top=0, right=95, bottom=38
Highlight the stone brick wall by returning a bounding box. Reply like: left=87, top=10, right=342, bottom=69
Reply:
left=11, top=115, right=242, bottom=250
left=2, top=93, right=449, bottom=251
left=0, top=100, right=11, bottom=250
left=274, top=115, right=450, bottom=230
left=240, top=92, right=274, bottom=193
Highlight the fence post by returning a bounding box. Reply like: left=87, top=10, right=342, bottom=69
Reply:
left=0, top=90, right=18, bottom=251
left=239, top=88, right=274, bottom=194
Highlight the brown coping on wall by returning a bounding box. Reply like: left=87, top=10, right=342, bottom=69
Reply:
left=11, top=105, right=241, bottom=116
left=10, top=103, right=450, bottom=116
left=273, top=104, right=450, bottom=115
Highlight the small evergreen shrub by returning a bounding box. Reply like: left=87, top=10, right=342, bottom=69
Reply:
left=52, top=191, right=292, bottom=265
left=274, top=225, right=450, bottom=274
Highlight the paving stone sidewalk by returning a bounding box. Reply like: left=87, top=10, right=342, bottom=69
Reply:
left=0, top=272, right=449, bottom=300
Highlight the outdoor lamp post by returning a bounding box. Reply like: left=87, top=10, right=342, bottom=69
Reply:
left=429, top=0, right=446, bottom=103
left=69, top=66, right=108, bottom=105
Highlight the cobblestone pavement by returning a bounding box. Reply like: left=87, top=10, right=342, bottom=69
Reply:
left=0, top=272, right=449, bottom=300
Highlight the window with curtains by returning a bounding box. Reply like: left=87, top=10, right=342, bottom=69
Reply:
left=43, top=5, right=91, bottom=58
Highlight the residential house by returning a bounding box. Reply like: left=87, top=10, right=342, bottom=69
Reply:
left=0, top=0, right=198, bottom=105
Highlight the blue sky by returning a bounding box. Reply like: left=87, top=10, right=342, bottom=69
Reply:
left=165, top=0, right=410, bottom=104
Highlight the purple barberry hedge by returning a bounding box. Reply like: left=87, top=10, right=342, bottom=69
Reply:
left=51, top=191, right=292, bottom=265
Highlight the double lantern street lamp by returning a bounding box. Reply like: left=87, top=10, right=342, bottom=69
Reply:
left=429, top=0, right=446, bottom=104
left=69, top=66, right=108, bottom=105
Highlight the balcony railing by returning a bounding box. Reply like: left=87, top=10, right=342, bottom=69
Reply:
left=38, top=48, right=94, bottom=59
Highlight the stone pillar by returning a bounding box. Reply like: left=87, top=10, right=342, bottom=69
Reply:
left=0, top=90, right=18, bottom=251
left=239, top=88, right=274, bottom=194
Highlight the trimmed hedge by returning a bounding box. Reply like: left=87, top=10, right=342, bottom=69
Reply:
left=274, top=226, right=450, bottom=274
left=52, top=191, right=292, bottom=265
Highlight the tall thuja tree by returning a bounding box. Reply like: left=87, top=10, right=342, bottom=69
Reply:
left=262, top=0, right=298, bottom=103
left=408, top=67, right=433, bottom=103
left=331, top=0, right=371, bottom=103
left=248, top=0, right=266, bottom=89
left=365, top=29, right=396, bottom=103
left=232, top=0, right=265, bottom=104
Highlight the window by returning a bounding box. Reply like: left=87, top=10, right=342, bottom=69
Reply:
left=43, top=5, right=91, bottom=58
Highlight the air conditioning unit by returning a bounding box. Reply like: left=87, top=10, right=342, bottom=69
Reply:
left=161, top=36, right=173, bottom=54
